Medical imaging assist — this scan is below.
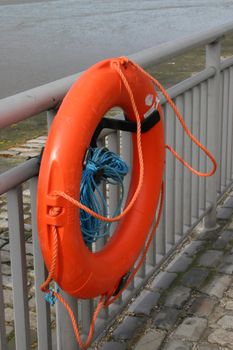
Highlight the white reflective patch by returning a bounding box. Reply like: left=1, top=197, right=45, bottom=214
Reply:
left=145, top=94, right=153, bottom=106
left=144, top=104, right=156, bottom=119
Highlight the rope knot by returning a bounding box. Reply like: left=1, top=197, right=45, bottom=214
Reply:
left=111, top=56, right=129, bottom=70
left=49, top=206, right=62, bottom=217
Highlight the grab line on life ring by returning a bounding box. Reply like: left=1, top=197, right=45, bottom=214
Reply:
left=38, top=56, right=217, bottom=350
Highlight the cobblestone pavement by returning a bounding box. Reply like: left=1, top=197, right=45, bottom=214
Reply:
left=98, top=193, right=233, bottom=350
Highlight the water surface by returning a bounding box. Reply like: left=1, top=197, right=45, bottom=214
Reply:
left=1, top=0, right=233, bottom=98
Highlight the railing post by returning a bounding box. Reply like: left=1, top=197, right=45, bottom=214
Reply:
left=47, top=109, right=56, bottom=130
left=204, top=39, right=221, bottom=229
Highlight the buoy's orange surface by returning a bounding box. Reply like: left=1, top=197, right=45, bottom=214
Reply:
left=37, top=58, right=165, bottom=299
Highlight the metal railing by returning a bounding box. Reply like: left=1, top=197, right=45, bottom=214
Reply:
left=1, top=21, right=233, bottom=350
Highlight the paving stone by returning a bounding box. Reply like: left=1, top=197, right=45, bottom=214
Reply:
left=208, top=328, right=233, bottom=347
left=134, top=329, right=166, bottom=350
left=174, top=316, right=207, bottom=341
left=2, top=275, right=12, bottom=288
left=208, top=305, right=225, bottom=325
left=225, top=287, right=233, bottom=299
left=0, top=150, right=19, bottom=157
left=189, top=295, right=216, bottom=317
left=217, top=315, right=233, bottom=329
left=218, top=262, right=233, bottom=274
left=213, top=231, right=233, bottom=249
left=0, top=219, right=8, bottom=231
left=183, top=240, right=203, bottom=257
left=201, top=275, right=232, bottom=298
left=27, top=138, right=46, bottom=144
left=163, top=339, right=192, bottom=350
left=0, top=250, right=10, bottom=263
left=198, top=230, right=220, bottom=241
left=29, top=311, right=37, bottom=329
left=165, top=255, right=192, bottom=273
left=197, top=250, right=223, bottom=267
left=218, top=252, right=233, bottom=274
left=128, top=291, right=160, bottom=316
left=5, top=307, right=14, bottom=323
left=217, top=207, right=233, bottom=220
left=25, top=242, right=34, bottom=255
left=1, top=263, right=11, bottom=275
left=0, top=241, right=5, bottom=250
left=0, top=212, right=8, bottom=220
left=100, top=342, right=126, bottom=350
left=112, top=316, right=145, bottom=341
left=20, top=151, right=39, bottom=158
left=224, top=196, right=233, bottom=208
left=153, top=307, right=180, bottom=330
left=10, top=147, right=35, bottom=153
left=150, top=271, right=177, bottom=291
left=181, top=268, right=209, bottom=289
left=165, top=286, right=191, bottom=309
left=197, top=344, right=220, bottom=350
left=225, top=301, right=233, bottom=310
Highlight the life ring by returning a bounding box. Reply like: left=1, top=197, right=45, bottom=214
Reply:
left=37, top=57, right=165, bottom=299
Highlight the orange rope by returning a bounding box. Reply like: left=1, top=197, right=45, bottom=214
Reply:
left=132, top=60, right=217, bottom=177
left=40, top=57, right=217, bottom=350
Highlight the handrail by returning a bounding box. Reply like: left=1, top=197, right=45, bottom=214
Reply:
left=0, top=21, right=233, bottom=129
left=0, top=157, right=40, bottom=195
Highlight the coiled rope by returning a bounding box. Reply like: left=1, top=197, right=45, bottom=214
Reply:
left=80, top=147, right=128, bottom=244
left=40, top=57, right=217, bottom=350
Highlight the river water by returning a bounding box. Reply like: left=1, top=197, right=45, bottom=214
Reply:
left=0, top=0, right=233, bottom=98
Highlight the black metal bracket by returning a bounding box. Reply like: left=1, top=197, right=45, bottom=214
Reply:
left=113, top=271, right=131, bottom=296
left=91, top=109, right=160, bottom=147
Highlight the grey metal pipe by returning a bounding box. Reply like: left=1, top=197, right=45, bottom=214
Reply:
left=132, top=21, right=233, bottom=68
left=221, top=55, right=233, bottom=71
left=0, top=157, right=39, bottom=195
left=159, top=67, right=216, bottom=104
left=0, top=21, right=233, bottom=129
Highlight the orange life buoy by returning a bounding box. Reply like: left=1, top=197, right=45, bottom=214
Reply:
left=37, top=57, right=165, bottom=299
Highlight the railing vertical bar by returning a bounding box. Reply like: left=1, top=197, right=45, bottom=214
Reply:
left=217, top=73, right=224, bottom=193
left=120, top=131, right=132, bottom=207
left=55, top=292, right=79, bottom=350
left=107, top=132, right=119, bottom=236
left=229, top=67, right=233, bottom=181
left=220, top=69, right=229, bottom=191
left=107, top=132, right=125, bottom=299
left=94, top=138, right=110, bottom=320
left=120, top=131, right=134, bottom=289
left=226, top=68, right=233, bottom=184
left=174, top=95, right=184, bottom=236
left=199, top=81, right=208, bottom=211
left=156, top=195, right=166, bottom=258
left=47, top=109, right=56, bottom=131
left=29, top=177, right=52, bottom=350
left=0, top=253, right=7, bottom=350
left=80, top=299, right=94, bottom=337
left=7, top=186, right=30, bottom=350
left=183, top=90, right=192, bottom=228
left=165, top=104, right=175, bottom=245
left=204, top=40, right=221, bottom=229
left=191, top=85, right=201, bottom=219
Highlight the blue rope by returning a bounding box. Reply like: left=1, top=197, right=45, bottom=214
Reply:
left=80, top=147, right=129, bottom=244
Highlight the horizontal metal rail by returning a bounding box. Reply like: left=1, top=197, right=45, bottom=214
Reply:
left=0, top=157, right=40, bottom=195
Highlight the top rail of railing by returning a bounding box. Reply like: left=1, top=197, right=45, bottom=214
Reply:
left=0, top=21, right=233, bottom=129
